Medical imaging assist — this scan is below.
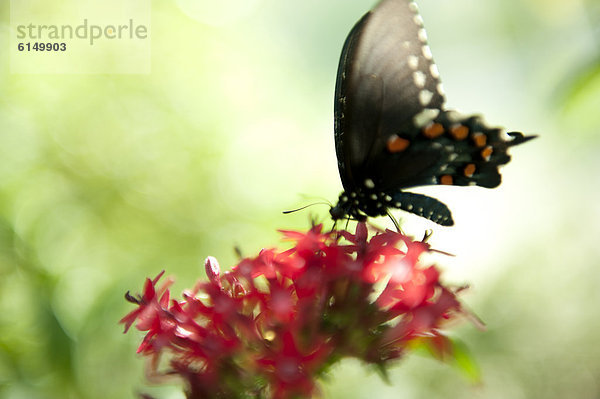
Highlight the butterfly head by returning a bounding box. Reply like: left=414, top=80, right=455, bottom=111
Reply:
left=330, top=188, right=391, bottom=222
left=329, top=192, right=356, bottom=221
left=329, top=204, right=347, bottom=221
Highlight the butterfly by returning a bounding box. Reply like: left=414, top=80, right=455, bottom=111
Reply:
left=328, top=0, right=535, bottom=226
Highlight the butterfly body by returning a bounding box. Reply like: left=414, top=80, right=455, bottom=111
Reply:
left=330, top=0, right=535, bottom=226
left=330, top=189, right=454, bottom=225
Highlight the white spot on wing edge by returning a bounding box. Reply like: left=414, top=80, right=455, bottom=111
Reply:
left=436, top=82, right=445, bottom=96
left=430, top=64, right=440, bottom=79
left=408, top=1, right=419, bottom=13
left=446, top=110, right=463, bottom=123
left=407, top=55, right=419, bottom=70
left=413, top=70, right=426, bottom=88
left=413, top=14, right=424, bottom=26
left=419, top=89, right=433, bottom=106
left=413, top=108, right=440, bottom=128
left=418, top=28, right=428, bottom=43
left=422, top=45, right=433, bottom=60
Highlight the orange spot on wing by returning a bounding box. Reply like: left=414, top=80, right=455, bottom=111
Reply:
left=422, top=123, right=445, bottom=139
left=464, top=163, right=476, bottom=177
left=480, top=146, right=493, bottom=161
left=450, top=125, right=469, bottom=140
left=387, top=135, right=410, bottom=152
left=440, top=175, right=453, bottom=185
left=472, top=132, right=487, bottom=147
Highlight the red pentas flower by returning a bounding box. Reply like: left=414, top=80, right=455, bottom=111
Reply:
left=121, top=223, right=474, bottom=399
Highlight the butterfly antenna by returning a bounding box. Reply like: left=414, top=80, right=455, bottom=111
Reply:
left=282, top=202, right=331, bottom=215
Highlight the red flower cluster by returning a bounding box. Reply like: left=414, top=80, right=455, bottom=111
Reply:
left=121, top=223, right=467, bottom=399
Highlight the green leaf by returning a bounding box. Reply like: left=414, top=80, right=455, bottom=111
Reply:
left=409, top=335, right=481, bottom=384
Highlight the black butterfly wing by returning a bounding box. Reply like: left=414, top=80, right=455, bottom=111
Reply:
left=331, top=0, right=535, bottom=225
left=371, top=111, right=535, bottom=190
left=334, top=0, right=445, bottom=192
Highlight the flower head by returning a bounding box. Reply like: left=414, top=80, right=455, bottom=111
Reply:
left=122, top=223, right=470, bottom=398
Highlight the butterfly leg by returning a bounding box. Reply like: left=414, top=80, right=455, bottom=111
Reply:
left=422, top=229, right=433, bottom=242
left=386, top=210, right=403, bottom=234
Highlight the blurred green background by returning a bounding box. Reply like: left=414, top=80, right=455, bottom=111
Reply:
left=1, top=0, right=599, bottom=398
